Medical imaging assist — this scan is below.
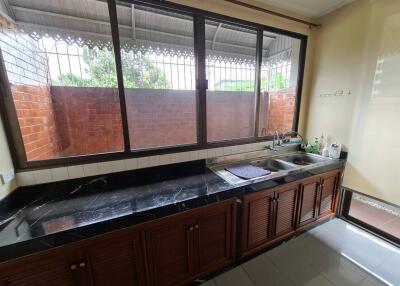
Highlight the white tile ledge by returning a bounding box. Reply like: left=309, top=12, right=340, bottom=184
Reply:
left=16, top=143, right=268, bottom=187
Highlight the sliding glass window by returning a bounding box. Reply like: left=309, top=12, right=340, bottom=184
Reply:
left=0, top=0, right=306, bottom=169
left=0, top=0, right=123, bottom=162
left=258, top=31, right=302, bottom=136
left=205, top=20, right=258, bottom=142
left=115, top=2, right=198, bottom=150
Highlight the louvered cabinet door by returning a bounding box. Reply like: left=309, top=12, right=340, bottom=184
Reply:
left=242, top=190, right=274, bottom=253
left=145, top=214, right=196, bottom=286
left=196, top=199, right=236, bottom=275
left=318, top=171, right=340, bottom=217
left=298, top=177, right=320, bottom=227
left=87, top=232, right=146, bottom=286
left=0, top=254, right=76, bottom=286
left=274, top=183, right=299, bottom=238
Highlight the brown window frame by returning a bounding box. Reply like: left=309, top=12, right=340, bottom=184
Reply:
left=0, top=0, right=308, bottom=171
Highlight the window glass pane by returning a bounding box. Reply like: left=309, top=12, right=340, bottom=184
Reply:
left=258, top=31, right=301, bottom=137
left=116, top=3, right=197, bottom=150
left=0, top=1, right=123, bottom=161
left=205, top=20, right=257, bottom=142
left=348, top=192, right=400, bottom=239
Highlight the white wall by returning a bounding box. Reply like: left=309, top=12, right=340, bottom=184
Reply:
left=306, top=0, right=400, bottom=205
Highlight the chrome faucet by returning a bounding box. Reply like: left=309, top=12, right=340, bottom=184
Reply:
left=284, top=131, right=306, bottom=148
left=265, top=131, right=280, bottom=152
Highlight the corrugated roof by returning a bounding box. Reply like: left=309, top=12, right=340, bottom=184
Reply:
left=8, top=0, right=291, bottom=61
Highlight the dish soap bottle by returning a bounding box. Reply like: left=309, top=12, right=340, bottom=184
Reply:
left=310, top=137, right=320, bottom=154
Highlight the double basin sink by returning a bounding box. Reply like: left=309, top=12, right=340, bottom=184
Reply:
left=251, top=153, right=329, bottom=173
left=210, top=152, right=334, bottom=185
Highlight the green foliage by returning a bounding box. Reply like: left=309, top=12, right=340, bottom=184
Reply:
left=216, top=73, right=288, bottom=92
left=54, top=47, right=170, bottom=89
left=262, top=73, right=287, bottom=90
left=120, top=51, right=169, bottom=89
left=218, top=80, right=255, bottom=92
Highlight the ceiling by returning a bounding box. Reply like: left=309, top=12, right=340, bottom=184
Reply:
left=254, top=0, right=355, bottom=19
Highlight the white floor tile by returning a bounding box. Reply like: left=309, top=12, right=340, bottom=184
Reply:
left=242, top=253, right=287, bottom=285
left=201, top=279, right=217, bottom=286
left=358, top=275, right=391, bottom=286
left=205, top=219, right=399, bottom=286
left=214, top=266, right=255, bottom=286
left=296, top=274, right=335, bottom=286
left=374, top=253, right=400, bottom=286
left=287, top=263, right=320, bottom=286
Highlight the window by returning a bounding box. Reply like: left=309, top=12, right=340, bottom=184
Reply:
left=205, top=20, right=257, bottom=142
left=343, top=191, right=400, bottom=242
left=258, top=32, right=301, bottom=136
left=0, top=0, right=306, bottom=169
left=116, top=3, right=198, bottom=150
left=0, top=5, right=123, bottom=162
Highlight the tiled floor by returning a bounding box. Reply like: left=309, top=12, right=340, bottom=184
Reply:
left=202, top=219, right=400, bottom=286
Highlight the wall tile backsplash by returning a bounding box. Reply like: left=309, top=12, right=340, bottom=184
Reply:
left=15, top=142, right=272, bottom=187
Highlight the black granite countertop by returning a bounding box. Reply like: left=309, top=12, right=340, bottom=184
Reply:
left=0, top=157, right=345, bottom=263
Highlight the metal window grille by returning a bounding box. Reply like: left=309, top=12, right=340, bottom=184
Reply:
left=39, top=38, right=291, bottom=91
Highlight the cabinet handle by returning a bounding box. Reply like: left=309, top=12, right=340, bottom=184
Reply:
left=79, top=262, right=86, bottom=268
left=70, top=264, right=77, bottom=271
left=195, top=224, right=199, bottom=229
left=189, top=226, right=194, bottom=231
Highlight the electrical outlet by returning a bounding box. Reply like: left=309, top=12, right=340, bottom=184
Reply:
left=0, top=169, right=15, bottom=185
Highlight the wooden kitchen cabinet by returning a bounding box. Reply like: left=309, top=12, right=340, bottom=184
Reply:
left=0, top=170, right=342, bottom=286
left=0, top=246, right=90, bottom=286
left=297, top=170, right=341, bottom=229
left=0, top=228, right=146, bottom=286
left=297, top=176, right=320, bottom=227
left=241, top=189, right=274, bottom=252
left=241, top=182, right=299, bottom=256
left=318, top=170, right=340, bottom=217
left=87, top=231, right=147, bottom=286
left=144, top=199, right=236, bottom=286
left=195, top=199, right=236, bottom=275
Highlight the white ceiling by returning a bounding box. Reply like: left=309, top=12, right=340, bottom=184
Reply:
left=254, top=0, right=355, bottom=19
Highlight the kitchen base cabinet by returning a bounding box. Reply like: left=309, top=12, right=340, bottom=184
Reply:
left=0, top=229, right=146, bottom=286
left=145, top=214, right=196, bottom=286
left=274, top=184, right=299, bottom=238
left=318, top=171, right=340, bottom=217
left=144, top=199, right=236, bottom=286
left=196, top=199, right=236, bottom=275
left=0, top=170, right=342, bottom=286
left=297, top=176, right=320, bottom=228
left=297, top=170, right=341, bottom=230
left=87, top=232, right=147, bottom=286
left=241, top=182, right=299, bottom=256
left=241, top=170, right=341, bottom=257
left=241, top=190, right=274, bottom=252
left=0, top=252, right=78, bottom=286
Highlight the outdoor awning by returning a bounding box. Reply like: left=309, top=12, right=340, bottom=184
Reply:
left=7, top=0, right=292, bottom=64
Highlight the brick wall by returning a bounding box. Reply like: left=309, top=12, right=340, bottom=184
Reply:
left=49, top=88, right=258, bottom=153
left=125, top=89, right=197, bottom=149
left=207, top=91, right=256, bottom=142
left=259, top=88, right=296, bottom=134
left=0, top=20, right=61, bottom=161
left=51, top=87, right=124, bottom=156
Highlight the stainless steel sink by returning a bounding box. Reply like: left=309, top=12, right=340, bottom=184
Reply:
left=250, top=159, right=295, bottom=173
left=276, top=153, right=330, bottom=166
left=208, top=152, right=334, bottom=185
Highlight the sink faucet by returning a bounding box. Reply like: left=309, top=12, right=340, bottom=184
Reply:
left=284, top=131, right=306, bottom=148
left=265, top=131, right=280, bottom=152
